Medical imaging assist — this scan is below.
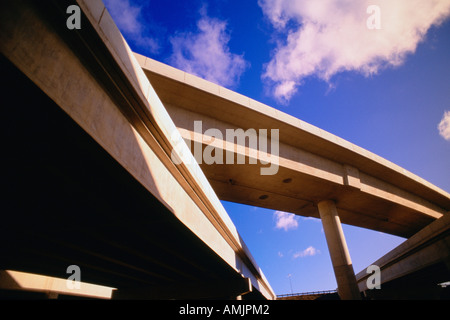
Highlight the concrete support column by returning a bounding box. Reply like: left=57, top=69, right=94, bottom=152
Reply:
left=318, top=200, right=361, bottom=300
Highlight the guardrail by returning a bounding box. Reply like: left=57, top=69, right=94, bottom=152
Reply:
left=277, top=290, right=337, bottom=299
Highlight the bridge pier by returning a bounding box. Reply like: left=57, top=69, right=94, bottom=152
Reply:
left=318, top=200, right=361, bottom=300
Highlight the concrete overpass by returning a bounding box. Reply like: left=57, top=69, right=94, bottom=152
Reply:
left=356, top=211, right=450, bottom=299
left=137, top=55, right=449, bottom=239
left=0, top=0, right=274, bottom=300
left=136, top=54, right=450, bottom=299
left=1, top=0, right=449, bottom=300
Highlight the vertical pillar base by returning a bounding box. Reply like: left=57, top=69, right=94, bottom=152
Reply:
left=318, top=200, right=361, bottom=300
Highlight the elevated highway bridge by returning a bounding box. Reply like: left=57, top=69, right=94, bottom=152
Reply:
left=0, top=0, right=449, bottom=300
left=138, top=53, right=448, bottom=239
left=137, top=52, right=450, bottom=300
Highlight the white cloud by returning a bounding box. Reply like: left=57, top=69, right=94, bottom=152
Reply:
left=302, top=216, right=320, bottom=222
left=438, top=110, right=450, bottom=141
left=259, top=0, right=450, bottom=103
left=293, top=246, right=320, bottom=259
left=169, top=10, right=249, bottom=89
left=103, top=0, right=160, bottom=53
left=274, top=211, right=299, bottom=231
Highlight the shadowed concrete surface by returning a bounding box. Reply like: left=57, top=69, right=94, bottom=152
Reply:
left=0, top=0, right=274, bottom=300
left=0, top=55, right=260, bottom=300
left=356, top=212, right=450, bottom=299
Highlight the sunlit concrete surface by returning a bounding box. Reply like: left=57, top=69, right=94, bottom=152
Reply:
left=0, top=270, right=116, bottom=299
left=138, top=53, right=450, bottom=239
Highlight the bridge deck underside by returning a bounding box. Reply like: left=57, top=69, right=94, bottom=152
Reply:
left=0, top=58, right=261, bottom=299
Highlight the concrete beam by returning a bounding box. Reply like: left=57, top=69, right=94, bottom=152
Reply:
left=343, top=165, right=361, bottom=190
left=161, top=103, right=445, bottom=238
left=356, top=212, right=450, bottom=292
left=0, top=270, right=116, bottom=299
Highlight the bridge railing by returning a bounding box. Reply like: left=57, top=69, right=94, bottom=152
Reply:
left=277, top=290, right=337, bottom=299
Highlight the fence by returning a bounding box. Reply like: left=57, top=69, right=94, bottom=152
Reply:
left=277, top=290, right=337, bottom=299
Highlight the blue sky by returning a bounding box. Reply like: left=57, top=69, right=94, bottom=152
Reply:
left=103, top=0, right=450, bottom=295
